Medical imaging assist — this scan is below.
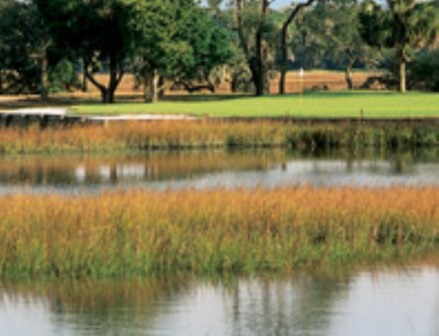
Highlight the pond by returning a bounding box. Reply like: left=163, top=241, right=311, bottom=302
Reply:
left=1, top=263, right=438, bottom=336
left=0, top=148, right=438, bottom=194
left=1, top=148, right=438, bottom=335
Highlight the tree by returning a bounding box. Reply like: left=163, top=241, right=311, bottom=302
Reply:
left=278, top=1, right=379, bottom=92
left=171, top=6, right=232, bottom=94
left=235, top=0, right=275, bottom=96
left=321, top=2, right=378, bottom=89
left=408, top=48, right=439, bottom=91
left=360, top=0, right=439, bottom=92
left=278, top=0, right=316, bottom=95
left=200, top=1, right=247, bottom=93
left=0, top=0, right=52, bottom=98
left=0, top=0, right=14, bottom=94
left=36, top=0, right=135, bottom=103
left=130, top=0, right=232, bottom=103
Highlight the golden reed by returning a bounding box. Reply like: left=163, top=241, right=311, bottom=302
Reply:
left=0, top=187, right=438, bottom=279
left=0, top=121, right=437, bottom=153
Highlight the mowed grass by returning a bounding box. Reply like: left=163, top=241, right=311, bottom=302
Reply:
left=1, top=187, right=438, bottom=279
left=71, top=92, right=439, bottom=118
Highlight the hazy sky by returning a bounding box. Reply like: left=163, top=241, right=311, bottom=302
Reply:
left=202, top=0, right=295, bottom=9
left=202, top=1, right=296, bottom=10
left=272, top=0, right=294, bottom=8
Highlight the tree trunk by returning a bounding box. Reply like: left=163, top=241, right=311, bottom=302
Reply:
left=107, top=57, right=119, bottom=104
left=247, top=58, right=261, bottom=96
left=85, top=59, right=123, bottom=104
left=278, top=0, right=315, bottom=95
left=236, top=0, right=271, bottom=97
left=254, top=0, right=270, bottom=96
left=144, top=69, right=159, bottom=103
left=399, top=56, right=406, bottom=93
left=82, top=58, right=88, bottom=92
left=345, top=50, right=356, bottom=90
left=345, top=63, right=353, bottom=90
left=158, top=75, right=165, bottom=99
left=101, top=88, right=114, bottom=104
left=40, top=50, right=49, bottom=100
left=345, top=67, right=353, bottom=90
left=236, top=0, right=258, bottom=95
left=279, top=27, right=288, bottom=95
left=0, top=71, right=3, bottom=94
left=231, top=75, right=238, bottom=93
left=255, top=31, right=264, bottom=96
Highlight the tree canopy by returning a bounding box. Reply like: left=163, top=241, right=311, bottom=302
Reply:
left=0, top=0, right=439, bottom=102
left=0, top=0, right=52, bottom=96
left=130, top=0, right=232, bottom=102
left=359, top=0, right=439, bottom=92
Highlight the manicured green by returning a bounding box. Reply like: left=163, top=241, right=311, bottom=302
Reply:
left=71, top=92, right=439, bottom=118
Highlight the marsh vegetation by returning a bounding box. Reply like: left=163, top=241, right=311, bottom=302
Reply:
left=0, top=187, right=438, bottom=279
left=0, top=120, right=437, bottom=154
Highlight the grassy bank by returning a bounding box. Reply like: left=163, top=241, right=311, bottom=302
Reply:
left=0, top=187, right=438, bottom=279
left=0, top=120, right=438, bottom=154
left=71, top=92, right=439, bottom=118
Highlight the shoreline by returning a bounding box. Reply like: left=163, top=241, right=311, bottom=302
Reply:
left=0, top=107, right=438, bottom=128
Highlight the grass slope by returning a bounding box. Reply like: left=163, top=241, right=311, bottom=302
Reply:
left=72, top=92, right=439, bottom=118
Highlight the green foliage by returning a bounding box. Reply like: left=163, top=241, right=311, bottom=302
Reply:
left=408, top=49, right=439, bottom=91
left=0, top=0, right=45, bottom=93
left=130, top=0, right=232, bottom=91
left=35, top=0, right=136, bottom=102
left=290, top=2, right=379, bottom=72
left=233, top=0, right=280, bottom=95
left=359, top=1, right=393, bottom=49
left=1, top=0, right=438, bottom=98
left=49, top=59, right=80, bottom=93
left=359, top=0, right=439, bottom=91
left=37, top=0, right=135, bottom=64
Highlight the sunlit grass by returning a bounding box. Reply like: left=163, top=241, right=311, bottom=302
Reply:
left=0, top=120, right=437, bottom=154
left=71, top=92, right=439, bottom=118
left=0, top=187, right=438, bottom=279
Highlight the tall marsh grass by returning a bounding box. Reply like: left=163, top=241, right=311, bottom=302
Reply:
left=0, top=121, right=437, bottom=154
left=0, top=187, right=438, bottom=279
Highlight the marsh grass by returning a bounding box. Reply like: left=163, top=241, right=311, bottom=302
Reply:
left=0, top=121, right=437, bottom=154
left=0, top=187, right=438, bottom=279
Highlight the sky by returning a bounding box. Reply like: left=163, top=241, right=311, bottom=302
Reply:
left=201, top=0, right=296, bottom=10
left=272, top=0, right=294, bottom=8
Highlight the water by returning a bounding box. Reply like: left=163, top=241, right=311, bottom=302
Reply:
left=1, top=148, right=438, bottom=335
left=1, top=264, right=438, bottom=336
left=0, top=149, right=438, bottom=194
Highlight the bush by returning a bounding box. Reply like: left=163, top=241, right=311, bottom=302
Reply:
left=408, top=49, right=439, bottom=92
left=49, top=59, right=80, bottom=93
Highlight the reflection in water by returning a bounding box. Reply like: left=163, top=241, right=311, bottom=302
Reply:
left=1, top=265, right=438, bottom=336
left=0, top=149, right=438, bottom=194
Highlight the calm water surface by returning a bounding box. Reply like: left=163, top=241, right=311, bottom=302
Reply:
left=1, top=149, right=438, bottom=335
left=0, top=149, right=438, bottom=194
left=1, top=265, right=438, bottom=336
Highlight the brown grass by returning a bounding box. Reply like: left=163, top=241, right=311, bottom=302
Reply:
left=87, top=70, right=374, bottom=95
left=0, top=186, right=438, bottom=279
left=0, top=120, right=436, bottom=154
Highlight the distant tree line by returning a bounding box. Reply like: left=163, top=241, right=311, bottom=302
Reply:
left=0, top=0, right=438, bottom=103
